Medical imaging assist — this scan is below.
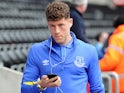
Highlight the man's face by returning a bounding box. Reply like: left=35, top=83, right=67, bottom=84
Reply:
left=76, top=4, right=87, bottom=14
left=48, top=18, right=73, bottom=45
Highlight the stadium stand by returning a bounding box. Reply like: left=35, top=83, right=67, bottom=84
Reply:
left=0, top=0, right=123, bottom=70
left=0, top=0, right=124, bottom=92
left=0, top=0, right=52, bottom=71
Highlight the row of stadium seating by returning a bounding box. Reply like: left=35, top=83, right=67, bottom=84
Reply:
left=0, top=43, right=31, bottom=67
left=0, top=27, right=113, bottom=44
left=0, top=29, right=50, bottom=44
left=0, top=18, right=47, bottom=29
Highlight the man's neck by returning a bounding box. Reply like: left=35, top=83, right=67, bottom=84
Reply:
left=62, top=35, right=72, bottom=46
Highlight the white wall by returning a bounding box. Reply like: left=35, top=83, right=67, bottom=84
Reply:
left=0, top=66, right=23, bottom=93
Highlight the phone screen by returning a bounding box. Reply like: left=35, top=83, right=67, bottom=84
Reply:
left=47, top=74, right=57, bottom=79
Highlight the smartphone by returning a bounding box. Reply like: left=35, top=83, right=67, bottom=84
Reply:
left=47, top=74, right=57, bottom=79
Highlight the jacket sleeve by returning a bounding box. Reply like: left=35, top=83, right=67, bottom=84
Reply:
left=100, top=35, right=122, bottom=71
left=21, top=46, right=40, bottom=93
left=88, top=46, right=105, bottom=93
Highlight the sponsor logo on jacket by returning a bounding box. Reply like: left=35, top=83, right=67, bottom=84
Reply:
left=42, top=60, right=49, bottom=66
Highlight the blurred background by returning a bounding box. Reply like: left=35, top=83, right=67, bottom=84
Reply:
left=0, top=0, right=124, bottom=93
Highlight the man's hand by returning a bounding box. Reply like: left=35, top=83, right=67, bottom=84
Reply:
left=37, top=75, right=61, bottom=88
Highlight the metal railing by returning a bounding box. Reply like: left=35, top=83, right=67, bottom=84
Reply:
left=102, top=71, right=120, bottom=93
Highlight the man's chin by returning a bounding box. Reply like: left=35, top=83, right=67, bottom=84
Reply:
left=55, top=40, right=63, bottom=45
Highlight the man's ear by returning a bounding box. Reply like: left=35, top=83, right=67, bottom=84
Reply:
left=69, top=18, right=73, bottom=27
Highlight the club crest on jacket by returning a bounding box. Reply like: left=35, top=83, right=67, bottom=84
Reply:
left=74, top=56, right=85, bottom=67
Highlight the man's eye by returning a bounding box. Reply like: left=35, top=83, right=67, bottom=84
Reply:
left=50, top=25, right=54, bottom=28
left=59, top=24, right=64, bottom=27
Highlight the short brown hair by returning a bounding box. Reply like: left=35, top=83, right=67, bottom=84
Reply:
left=45, top=1, right=70, bottom=21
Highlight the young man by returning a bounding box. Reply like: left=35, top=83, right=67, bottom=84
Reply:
left=21, top=1, right=104, bottom=93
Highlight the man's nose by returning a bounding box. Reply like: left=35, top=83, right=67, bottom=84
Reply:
left=54, top=26, right=60, bottom=33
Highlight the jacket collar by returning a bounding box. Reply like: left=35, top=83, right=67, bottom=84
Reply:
left=45, top=31, right=78, bottom=49
left=44, top=32, right=79, bottom=61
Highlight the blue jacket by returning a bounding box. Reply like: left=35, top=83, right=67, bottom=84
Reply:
left=70, top=7, right=89, bottom=43
left=21, top=32, right=104, bottom=93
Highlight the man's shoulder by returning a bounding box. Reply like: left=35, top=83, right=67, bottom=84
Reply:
left=31, top=40, right=48, bottom=49
left=110, top=32, right=124, bottom=42
left=77, top=39, right=96, bottom=50
left=70, top=8, right=79, bottom=17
